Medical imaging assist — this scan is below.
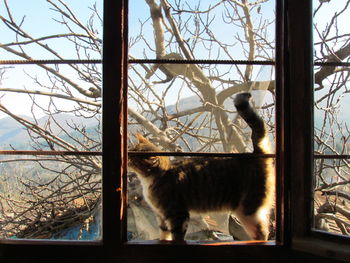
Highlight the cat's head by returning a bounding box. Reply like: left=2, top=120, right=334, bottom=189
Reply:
left=128, top=133, right=171, bottom=177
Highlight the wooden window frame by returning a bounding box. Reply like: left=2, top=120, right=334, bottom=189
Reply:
left=124, top=0, right=282, bottom=247
left=0, top=0, right=349, bottom=262
left=288, top=1, right=350, bottom=261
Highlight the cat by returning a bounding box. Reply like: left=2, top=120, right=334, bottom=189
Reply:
left=128, top=92, right=274, bottom=241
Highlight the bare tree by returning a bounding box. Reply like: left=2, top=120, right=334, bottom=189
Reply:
left=127, top=0, right=276, bottom=240
left=0, top=0, right=349, bottom=240
left=128, top=0, right=275, bottom=154
left=0, top=0, right=102, bottom=239
left=313, top=0, right=350, bottom=236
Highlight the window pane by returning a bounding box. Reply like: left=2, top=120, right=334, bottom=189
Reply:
left=0, top=0, right=103, bottom=241
left=127, top=0, right=276, bottom=242
left=314, top=82, right=350, bottom=156
left=0, top=65, right=102, bottom=147
left=0, top=155, right=101, bottom=240
left=0, top=0, right=102, bottom=60
left=128, top=64, right=275, bottom=153
left=129, top=0, right=275, bottom=60
left=313, top=0, right=350, bottom=237
left=127, top=156, right=276, bottom=241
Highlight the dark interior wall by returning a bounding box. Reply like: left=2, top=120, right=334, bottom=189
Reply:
left=1, top=243, right=347, bottom=263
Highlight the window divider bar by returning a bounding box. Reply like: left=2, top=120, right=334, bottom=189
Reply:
left=314, top=61, right=350, bottom=67
left=314, top=154, right=350, bottom=159
left=0, top=59, right=102, bottom=65
left=128, top=151, right=275, bottom=158
left=0, top=150, right=101, bottom=156
left=0, top=58, right=289, bottom=66
left=128, top=59, right=275, bottom=65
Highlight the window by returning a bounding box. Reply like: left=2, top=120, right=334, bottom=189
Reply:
left=0, top=0, right=103, bottom=242
left=0, top=0, right=349, bottom=262
left=289, top=0, right=350, bottom=261
left=312, top=0, right=350, bottom=238
left=126, top=0, right=278, bottom=243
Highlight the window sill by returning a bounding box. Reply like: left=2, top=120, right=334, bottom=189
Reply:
left=125, top=240, right=277, bottom=246
left=0, top=238, right=102, bottom=246
left=293, top=237, right=350, bottom=262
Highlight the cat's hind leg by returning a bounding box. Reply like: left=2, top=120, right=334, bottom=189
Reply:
left=235, top=209, right=269, bottom=240
left=158, top=217, right=172, bottom=241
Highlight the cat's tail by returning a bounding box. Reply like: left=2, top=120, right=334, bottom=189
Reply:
left=234, top=92, right=270, bottom=154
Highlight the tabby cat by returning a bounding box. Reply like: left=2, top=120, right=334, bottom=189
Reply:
left=128, top=92, right=274, bottom=241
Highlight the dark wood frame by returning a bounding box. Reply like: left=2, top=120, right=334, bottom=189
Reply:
left=288, top=1, right=350, bottom=261
left=0, top=0, right=349, bottom=262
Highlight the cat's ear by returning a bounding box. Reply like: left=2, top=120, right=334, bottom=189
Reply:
left=145, top=156, right=171, bottom=170
left=135, top=132, right=150, bottom=144
left=146, top=156, right=160, bottom=167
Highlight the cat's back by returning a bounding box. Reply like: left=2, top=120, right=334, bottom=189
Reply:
left=151, top=157, right=268, bottom=212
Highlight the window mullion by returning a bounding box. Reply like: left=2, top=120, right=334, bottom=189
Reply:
left=102, top=0, right=126, bottom=247
left=286, top=0, right=314, bottom=239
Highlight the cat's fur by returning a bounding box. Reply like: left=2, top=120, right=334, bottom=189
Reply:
left=128, top=92, right=274, bottom=241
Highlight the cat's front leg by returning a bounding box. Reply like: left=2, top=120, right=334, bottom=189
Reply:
left=167, top=212, right=189, bottom=241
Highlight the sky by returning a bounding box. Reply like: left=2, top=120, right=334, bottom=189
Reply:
left=0, top=0, right=103, bottom=119
left=128, top=0, right=276, bottom=110
left=312, top=0, right=350, bottom=130
left=0, top=0, right=275, bottom=119
left=128, top=0, right=276, bottom=59
left=0, top=1, right=102, bottom=58
left=0, top=0, right=349, bottom=121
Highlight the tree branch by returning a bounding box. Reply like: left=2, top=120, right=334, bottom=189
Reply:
left=0, top=88, right=101, bottom=107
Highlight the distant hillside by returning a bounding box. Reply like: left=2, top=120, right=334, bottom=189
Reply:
left=3, top=93, right=346, bottom=151
left=0, top=114, right=100, bottom=149
left=165, top=94, right=237, bottom=114
left=0, top=116, right=32, bottom=149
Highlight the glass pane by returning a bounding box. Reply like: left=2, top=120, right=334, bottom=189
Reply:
left=128, top=64, right=275, bottom=153
left=0, top=0, right=102, bottom=241
left=128, top=0, right=276, bottom=242
left=0, top=0, right=102, bottom=60
left=313, top=0, right=350, bottom=237
left=129, top=0, right=275, bottom=61
left=0, top=155, right=102, bottom=240
left=0, top=64, right=102, bottom=151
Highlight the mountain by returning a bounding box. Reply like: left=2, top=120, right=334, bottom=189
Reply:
left=0, top=116, right=33, bottom=149
left=0, top=114, right=100, bottom=149
left=166, top=95, right=202, bottom=114
left=2, top=93, right=348, bottom=151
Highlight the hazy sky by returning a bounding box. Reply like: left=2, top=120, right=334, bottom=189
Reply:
left=0, top=0, right=275, bottom=119
left=0, top=0, right=102, bottom=119
left=0, top=0, right=348, bottom=120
